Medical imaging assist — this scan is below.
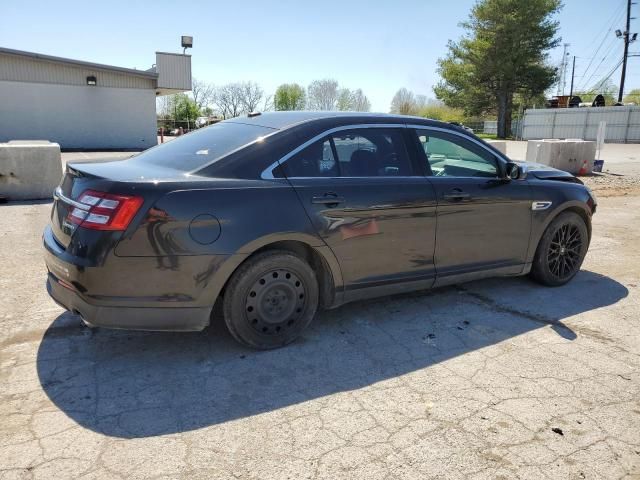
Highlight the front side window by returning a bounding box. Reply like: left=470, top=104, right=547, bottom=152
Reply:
left=281, top=128, right=413, bottom=178
left=416, top=130, right=499, bottom=178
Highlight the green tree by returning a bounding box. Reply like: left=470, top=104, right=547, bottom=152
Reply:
left=418, top=104, right=467, bottom=123
left=434, top=0, right=561, bottom=138
left=337, top=88, right=353, bottom=111
left=171, top=93, right=201, bottom=121
left=274, top=83, right=306, bottom=110
left=623, top=88, right=640, bottom=104
left=334, top=87, right=372, bottom=111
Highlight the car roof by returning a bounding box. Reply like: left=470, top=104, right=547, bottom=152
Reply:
left=225, top=111, right=453, bottom=131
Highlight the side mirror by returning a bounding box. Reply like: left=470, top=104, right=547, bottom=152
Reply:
left=505, top=162, right=522, bottom=180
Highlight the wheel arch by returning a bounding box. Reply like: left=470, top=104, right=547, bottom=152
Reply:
left=216, top=237, right=343, bottom=312
left=527, top=201, right=592, bottom=264
left=562, top=205, right=592, bottom=241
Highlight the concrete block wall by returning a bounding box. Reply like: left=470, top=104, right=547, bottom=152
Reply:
left=487, top=140, right=507, bottom=155
left=0, top=141, right=62, bottom=200
left=525, top=140, right=596, bottom=175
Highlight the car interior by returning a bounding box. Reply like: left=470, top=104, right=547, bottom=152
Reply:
left=283, top=130, right=413, bottom=178
left=418, top=134, right=498, bottom=178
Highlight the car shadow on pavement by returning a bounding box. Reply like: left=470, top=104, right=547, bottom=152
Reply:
left=36, top=269, right=628, bottom=439
left=0, top=199, right=53, bottom=206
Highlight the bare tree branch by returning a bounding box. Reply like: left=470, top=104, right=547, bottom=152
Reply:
left=212, top=82, right=265, bottom=118
left=262, top=94, right=274, bottom=112
left=351, top=89, right=371, bottom=112
left=307, top=79, right=339, bottom=110
left=213, top=84, right=243, bottom=119
left=191, top=78, right=215, bottom=110
left=390, top=88, right=418, bottom=115
left=240, top=81, right=264, bottom=113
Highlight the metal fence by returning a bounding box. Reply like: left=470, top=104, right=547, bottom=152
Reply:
left=521, top=106, right=640, bottom=143
left=482, top=120, right=523, bottom=138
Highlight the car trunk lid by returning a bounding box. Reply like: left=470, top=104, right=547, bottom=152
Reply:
left=51, top=164, right=104, bottom=248
left=51, top=159, right=189, bottom=249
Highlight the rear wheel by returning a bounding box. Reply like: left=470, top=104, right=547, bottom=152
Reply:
left=531, top=211, right=589, bottom=286
left=223, top=250, right=319, bottom=349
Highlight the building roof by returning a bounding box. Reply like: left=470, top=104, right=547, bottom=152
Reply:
left=0, top=47, right=158, bottom=79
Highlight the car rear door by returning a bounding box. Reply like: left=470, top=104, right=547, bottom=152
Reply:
left=275, top=125, right=438, bottom=296
left=409, top=127, right=532, bottom=285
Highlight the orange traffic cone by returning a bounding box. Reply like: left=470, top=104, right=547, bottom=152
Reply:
left=578, top=159, right=588, bottom=176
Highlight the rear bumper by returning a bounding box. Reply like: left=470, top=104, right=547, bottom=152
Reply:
left=42, top=224, right=242, bottom=332
left=47, top=273, right=211, bottom=332
left=46, top=273, right=211, bottom=331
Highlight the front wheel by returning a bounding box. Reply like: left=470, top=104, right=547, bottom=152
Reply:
left=223, top=250, right=319, bottom=349
left=531, top=211, right=589, bottom=287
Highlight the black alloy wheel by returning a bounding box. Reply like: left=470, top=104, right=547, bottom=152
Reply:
left=547, top=223, right=583, bottom=280
left=531, top=211, right=589, bottom=287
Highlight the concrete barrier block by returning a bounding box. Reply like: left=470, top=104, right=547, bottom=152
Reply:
left=525, top=139, right=596, bottom=175
left=0, top=141, right=62, bottom=200
left=487, top=140, right=507, bottom=155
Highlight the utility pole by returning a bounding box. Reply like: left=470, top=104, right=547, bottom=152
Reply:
left=618, top=0, right=637, bottom=102
left=557, top=43, right=570, bottom=96
left=569, top=56, right=576, bottom=99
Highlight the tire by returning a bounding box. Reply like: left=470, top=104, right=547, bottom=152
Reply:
left=223, top=250, right=319, bottom=349
left=531, top=211, right=589, bottom=287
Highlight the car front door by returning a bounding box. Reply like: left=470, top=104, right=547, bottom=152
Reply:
left=410, top=127, right=532, bottom=286
left=275, top=125, right=438, bottom=299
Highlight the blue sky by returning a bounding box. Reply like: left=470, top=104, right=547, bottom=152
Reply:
left=1, top=0, right=638, bottom=111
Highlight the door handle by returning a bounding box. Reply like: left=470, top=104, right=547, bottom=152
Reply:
left=311, top=194, right=345, bottom=206
left=443, top=190, right=471, bottom=201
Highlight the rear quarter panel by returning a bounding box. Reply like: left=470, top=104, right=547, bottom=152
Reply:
left=112, top=179, right=343, bottom=308
left=114, top=179, right=324, bottom=257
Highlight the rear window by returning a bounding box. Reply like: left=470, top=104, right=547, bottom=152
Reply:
left=131, top=121, right=276, bottom=171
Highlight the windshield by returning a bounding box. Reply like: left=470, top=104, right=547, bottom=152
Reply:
left=131, top=121, right=277, bottom=172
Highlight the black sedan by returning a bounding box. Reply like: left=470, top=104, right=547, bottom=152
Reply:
left=44, top=112, right=597, bottom=349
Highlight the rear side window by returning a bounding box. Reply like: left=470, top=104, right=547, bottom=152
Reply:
left=281, top=128, right=413, bottom=178
left=131, top=121, right=276, bottom=171
left=282, top=139, right=338, bottom=177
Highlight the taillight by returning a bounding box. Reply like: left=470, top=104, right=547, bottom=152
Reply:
left=67, top=190, right=144, bottom=231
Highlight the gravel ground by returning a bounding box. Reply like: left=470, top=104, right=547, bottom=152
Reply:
left=1, top=149, right=639, bottom=479
left=581, top=173, right=640, bottom=198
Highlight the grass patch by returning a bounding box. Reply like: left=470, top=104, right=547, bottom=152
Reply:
left=475, top=133, right=516, bottom=140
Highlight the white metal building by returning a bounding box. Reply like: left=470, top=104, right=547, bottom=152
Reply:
left=521, top=106, right=640, bottom=143
left=0, top=47, right=191, bottom=149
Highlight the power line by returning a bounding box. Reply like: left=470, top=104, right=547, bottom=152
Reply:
left=581, top=0, right=626, bottom=54
left=579, top=5, right=625, bottom=75
left=593, top=58, right=624, bottom=91
left=578, top=3, right=627, bottom=90
left=580, top=33, right=623, bottom=90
